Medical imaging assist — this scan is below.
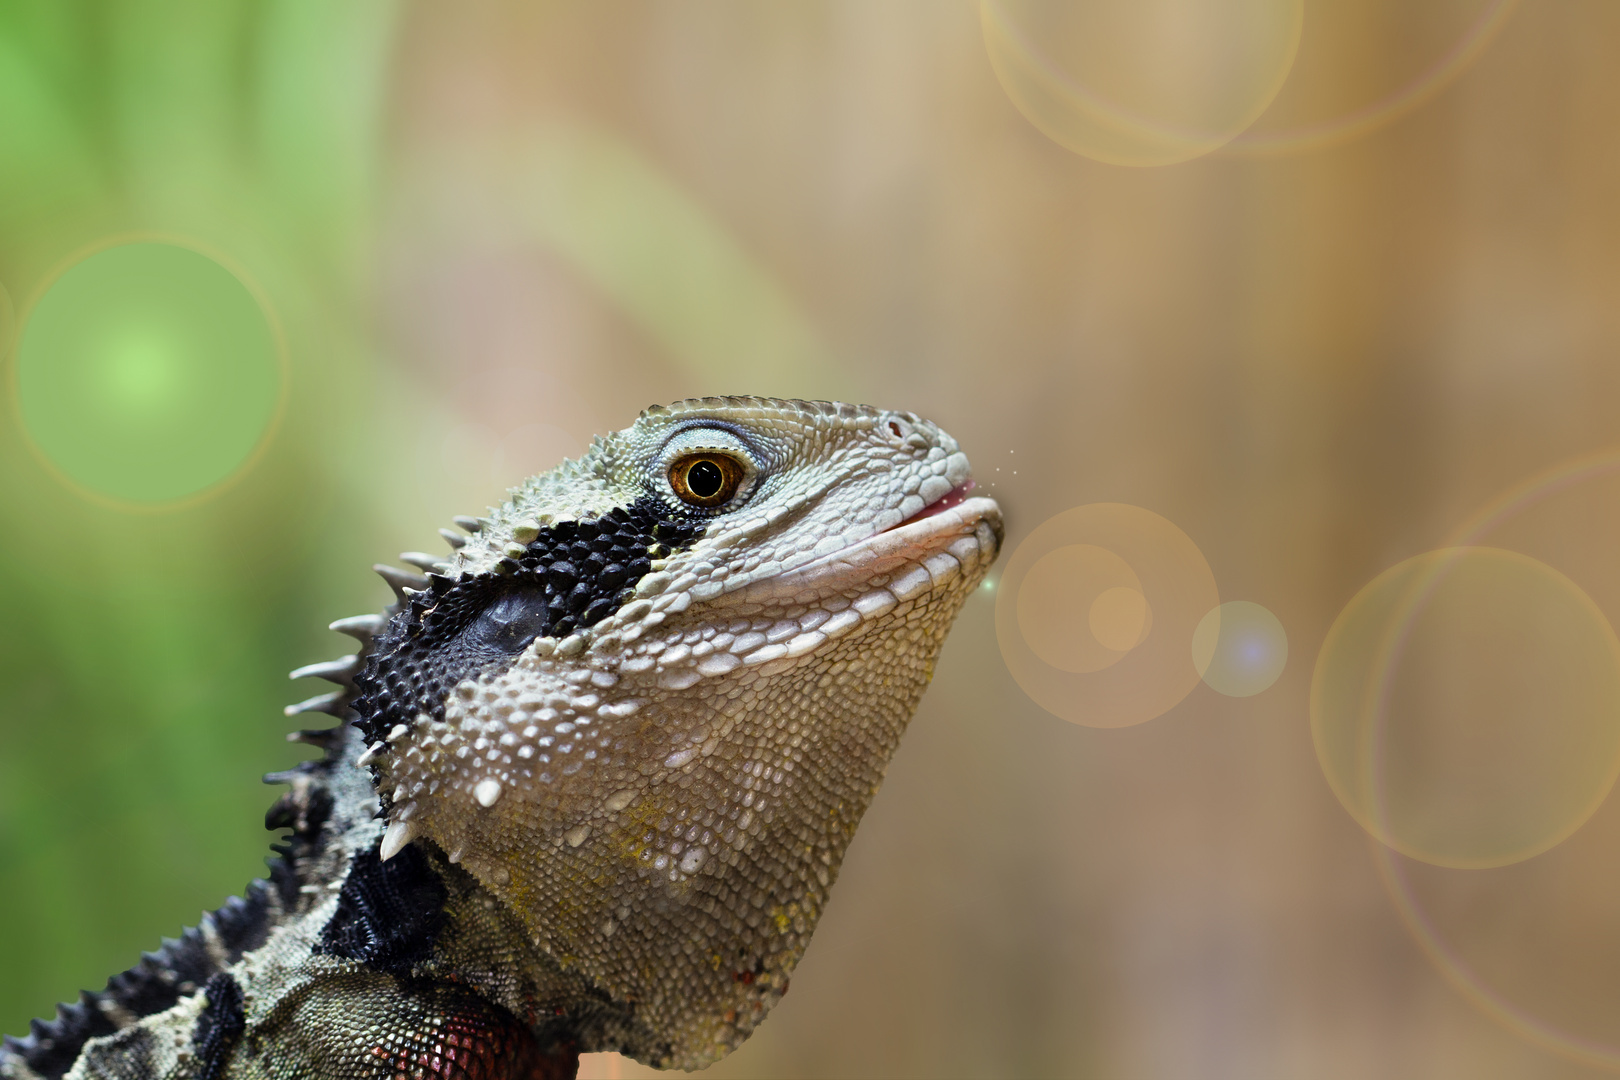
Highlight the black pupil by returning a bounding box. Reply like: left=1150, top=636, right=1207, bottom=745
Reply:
left=687, top=459, right=726, bottom=499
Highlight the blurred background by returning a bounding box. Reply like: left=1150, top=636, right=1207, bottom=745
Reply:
left=4, top=2, right=1620, bottom=1076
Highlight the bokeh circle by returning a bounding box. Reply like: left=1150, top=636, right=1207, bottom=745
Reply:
left=981, top=0, right=1304, bottom=166
left=1348, top=452, right=1620, bottom=1070
left=14, top=240, right=286, bottom=506
left=1192, top=600, right=1288, bottom=697
left=1017, top=544, right=1152, bottom=672
left=1313, top=546, right=1620, bottom=871
left=997, top=503, right=1218, bottom=727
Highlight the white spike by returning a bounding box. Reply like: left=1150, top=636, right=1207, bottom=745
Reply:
left=474, top=778, right=503, bottom=807
left=283, top=691, right=345, bottom=717
left=399, top=551, right=447, bottom=573
left=379, top=820, right=419, bottom=862
left=374, top=564, right=428, bottom=602
left=288, top=655, right=361, bottom=684
left=330, top=614, right=386, bottom=640
left=452, top=515, right=484, bottom=534
left=439, top=528, right=467, bottom=550
left=355, top=742, right=384, bottom=767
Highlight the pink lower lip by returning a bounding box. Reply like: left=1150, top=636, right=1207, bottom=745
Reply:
left=896, top=480, right=976, bottom=528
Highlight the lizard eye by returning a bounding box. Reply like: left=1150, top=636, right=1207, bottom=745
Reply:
left=668, top=452, right=745, bottom=508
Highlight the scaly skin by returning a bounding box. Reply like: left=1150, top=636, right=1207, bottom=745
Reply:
left=3, top=397, right=1002, bottom=1080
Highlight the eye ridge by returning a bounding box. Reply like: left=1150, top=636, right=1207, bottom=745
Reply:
left=669, top=452, right=744, bottom=508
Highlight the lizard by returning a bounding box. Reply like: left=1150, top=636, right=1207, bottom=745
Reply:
left=1, top=396, right=1003, bottom=1080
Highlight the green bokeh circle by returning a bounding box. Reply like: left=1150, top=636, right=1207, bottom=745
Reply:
left=16, top=241, right=283, bottom=504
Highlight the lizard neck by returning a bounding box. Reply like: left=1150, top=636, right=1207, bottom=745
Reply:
left=299, top=725, right=648, bottom=1067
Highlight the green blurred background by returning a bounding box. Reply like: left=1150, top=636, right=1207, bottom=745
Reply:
left=7, top=2, right=1620, bottom=1077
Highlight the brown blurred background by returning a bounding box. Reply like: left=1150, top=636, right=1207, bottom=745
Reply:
left=7, top=2, right=1620, bottom=1077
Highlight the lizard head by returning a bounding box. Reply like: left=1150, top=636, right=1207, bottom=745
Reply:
left=352, top=396, right=1001, bottom=1067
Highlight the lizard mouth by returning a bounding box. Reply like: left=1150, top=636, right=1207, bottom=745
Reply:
left=892, top=480, right=979, bottom=529
left=869, top=487, right=1003, bottom=562
left=743, top=482, right=1003, bottom=601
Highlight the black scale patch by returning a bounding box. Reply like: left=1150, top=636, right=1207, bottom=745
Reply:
left=351, top=494, right=701, bottom=747
left=191, top=974, right=245, bottom=1080
left=316, top=844, right=449, bottom=974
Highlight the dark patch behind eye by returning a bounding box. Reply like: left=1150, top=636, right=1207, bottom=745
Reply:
left=352, top=495, right=701, bottom=750
left=316, top=845, right=447, bottom=974
left=463, top=584, right=551, bottom=655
